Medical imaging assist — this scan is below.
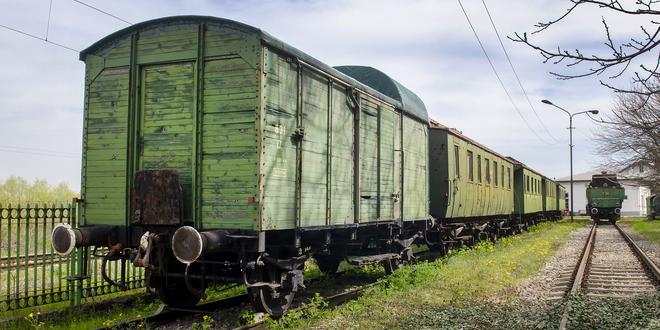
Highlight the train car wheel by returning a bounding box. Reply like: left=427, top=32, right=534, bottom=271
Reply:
left=249, top=266, right=295, bottom=317
left=156, top=277, right=201, bottom=308
left=490, top=231, right=498, bottom=243
left=315, top=255, right=341, bottom=274
left=381, top=258, right=401, bottom=275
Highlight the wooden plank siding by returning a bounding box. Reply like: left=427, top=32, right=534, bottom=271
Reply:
left=81, top=19, right=429, bottom=231
left=83, top=68, right=130, bottom=225
left=201, top=57, right=259, bottom=229
left=261, top=47, right=420, bottom=230
left=82, top=23, right=261, bottom=229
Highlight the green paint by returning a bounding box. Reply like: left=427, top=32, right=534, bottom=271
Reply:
left=429, top=128, right=514, bottom=220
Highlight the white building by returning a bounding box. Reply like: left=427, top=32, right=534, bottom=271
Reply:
left=557, top=164, right=652, bottom=216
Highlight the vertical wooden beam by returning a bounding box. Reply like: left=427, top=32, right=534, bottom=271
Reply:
left=376, top=105, right=381, bottom=220
left=295, top=64, right=304, bottom=228
left=353, top=91, right=361, bottom=224
left=399, top=111, right=405, bottom=223
left=326, top=80, right=333, bottom=226
left=125, top=32, right=139, bottom=231
left=193, top=23, right=206, bottom=228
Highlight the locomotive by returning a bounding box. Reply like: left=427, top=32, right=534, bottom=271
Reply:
left=51, top=16, right=564, bottom=316
left=586, top=172, right=626, bottom=223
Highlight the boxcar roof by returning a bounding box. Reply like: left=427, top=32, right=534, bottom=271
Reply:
left=79, top=15, right=429, bottom=122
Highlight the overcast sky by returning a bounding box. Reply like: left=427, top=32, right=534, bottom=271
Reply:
left=0, top=0, right=654, bottom=189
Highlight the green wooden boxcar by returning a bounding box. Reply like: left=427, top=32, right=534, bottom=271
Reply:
left=54, top=16, right=431, bottom=315
left=429, top=126, right=514, bottom=221
left=78, top=16, right=428, bottom=231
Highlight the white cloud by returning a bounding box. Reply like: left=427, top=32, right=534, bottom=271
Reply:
left=0, top=0, right=647, bottom=189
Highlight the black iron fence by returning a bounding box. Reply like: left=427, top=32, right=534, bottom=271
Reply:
left=0, top=203, right=145, bottom=311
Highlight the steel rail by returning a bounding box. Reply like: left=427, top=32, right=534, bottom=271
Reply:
left=559, top=221, right=597, bottom=330
left=613, top=222, right=660, bottom=282
left=95, top=292, right=250, bottom=330
left=234, top=281, right=378, bottom=330
left=94, top=267, right=369, bottom=330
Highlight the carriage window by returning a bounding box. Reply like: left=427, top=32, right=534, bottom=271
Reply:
left=493, top=161, right=498, bottom=186
left=507, top=167, right=511, bottom=189
left=526, top=176, right=530, bottom=192
left=501, top=165, right=504, bottom=187
left=467, top=151, right=474, bottom=181
left=485, top=159, right=491, bottom=184
left=477, top=155, right=482, bottom=183
left=454, top=145, right=460, bottom=178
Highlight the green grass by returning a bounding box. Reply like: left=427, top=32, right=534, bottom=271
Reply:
left=268, top=220, right=587, bottom=329
left=620, top=216, right=660, bottom=244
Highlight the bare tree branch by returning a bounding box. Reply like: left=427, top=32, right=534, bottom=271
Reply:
left=510, top=0, right=660, bottom=95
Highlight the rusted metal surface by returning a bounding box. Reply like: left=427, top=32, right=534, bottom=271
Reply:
left=130, top=170, right=183, bottom=226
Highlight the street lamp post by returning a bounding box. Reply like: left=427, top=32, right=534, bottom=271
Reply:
left=541, top=99, right=599, bottom=221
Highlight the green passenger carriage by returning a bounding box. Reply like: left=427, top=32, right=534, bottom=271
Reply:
left=428, top=124, right=515, bottom=244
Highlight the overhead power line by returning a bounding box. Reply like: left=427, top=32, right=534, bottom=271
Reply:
left=45, top=0, right=54, bottom=40
left=71, top=0, right=132, bottom=25
left=0, top=147, right=79, bottom=159
left=456, top=0, right=556, bottom=145
left=0, top=23, right=78, bottom=52
left=480, top=0, right=561, bottom=143
left=0, top=145, right=79, bottom=156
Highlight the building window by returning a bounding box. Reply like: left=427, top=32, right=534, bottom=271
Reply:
left=467, top=151, right=474, bottom=181
left=477, top=155, right=482, bottom=183
left=454, top=145, right=460, bottom=178
left=493, top=161, right=498, bottom=186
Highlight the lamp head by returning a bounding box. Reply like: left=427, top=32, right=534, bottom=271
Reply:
left=589, top=110, right=599, bottom=115
left=541, top=99, right=553, bottom=105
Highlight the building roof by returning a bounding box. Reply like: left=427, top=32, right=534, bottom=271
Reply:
left=557, top=169, right=622, bottom=182
left=79, top=15, right=429, bottom=122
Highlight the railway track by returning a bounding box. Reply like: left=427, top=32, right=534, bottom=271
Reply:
left=94, top=268, right=381, bottom=330
left=558, top=221, right=660, bottom=329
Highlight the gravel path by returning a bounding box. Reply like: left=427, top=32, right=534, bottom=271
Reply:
left=516, top=224, right=591, bottom=302
left=590, top=225, right=641, bottom=268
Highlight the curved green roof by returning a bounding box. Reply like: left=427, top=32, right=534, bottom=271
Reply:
left=79, top=15, right=429, bottom=122
left=334, top=66, right=428, bottom=121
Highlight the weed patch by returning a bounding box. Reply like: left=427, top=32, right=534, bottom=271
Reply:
left=621, top=217, right=660, bottom=244
left=271, top=220, right=585, bottom=329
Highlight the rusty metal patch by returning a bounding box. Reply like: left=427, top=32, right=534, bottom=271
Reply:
left=130, top=169, right=183, bottom=225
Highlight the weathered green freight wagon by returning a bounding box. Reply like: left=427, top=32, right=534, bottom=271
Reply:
left=53, top=15, right=430, bottom=315
left=428, top=124, right=514, bottom=242
left=79, top=16, right=428, bottom=230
